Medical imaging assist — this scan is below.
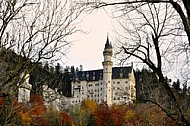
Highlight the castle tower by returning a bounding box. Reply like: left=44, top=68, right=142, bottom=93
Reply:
left=102, top=36, right=113, bottom=106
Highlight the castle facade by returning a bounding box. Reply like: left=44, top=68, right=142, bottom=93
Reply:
left=70, top=37, right=136, bottom=106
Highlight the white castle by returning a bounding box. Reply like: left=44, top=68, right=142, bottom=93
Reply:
left=18, top=36, right=136, bottom=109
left=70, top=37, right=136, bottom=106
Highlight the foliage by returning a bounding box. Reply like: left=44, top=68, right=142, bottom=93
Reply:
left=19, top=112, right=31, bottom=126
left=29, top=95, right=45, bottom=116
left=92, top=103, right=126, bottom=126
left=0, top=0, right=83, bottom=125
left=110, top=105, right=126, bottom=126
left=81, top=0, right=190, bottom=124
left=68, top=105, right=87, bottom=126
left=141, top=104, right=177, bottom=126
left=124, top=110, right=134, bottom=121
left=87, top=114, right=96, bottom=126
left=81, top=99, right=98, bottom=112
left=93, top=108, right=112, bottom=126
left=60, top=112, right=72, bottom=126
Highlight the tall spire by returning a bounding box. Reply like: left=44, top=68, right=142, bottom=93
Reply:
left=104, top=34, right=112, bottom=49
left=102, top=34, right=113, bottom=106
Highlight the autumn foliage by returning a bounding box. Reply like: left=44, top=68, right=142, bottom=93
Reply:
left=1, top=95, right=189, bottom=126
left=29, top=95, right=45, bottom=115
left=81, top=99, right=98, bottom=112
left=91, top=102, right=126, bottom=126
left=86, top=102, right=180, bottom=126
left=0, top=94, right=73, bottom=126
left=0, top=97, right=3, bottom=112
left=60, top=112, right=72, bottom=126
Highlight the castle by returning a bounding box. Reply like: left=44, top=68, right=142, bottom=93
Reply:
left=18, top=36, right=136, bottom=109
left=70, top=37, right=136, bottom=106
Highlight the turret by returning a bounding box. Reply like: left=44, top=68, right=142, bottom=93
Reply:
left=103, top=37, right=112, bottom=62
left=102, top=36, right=113, bottom=106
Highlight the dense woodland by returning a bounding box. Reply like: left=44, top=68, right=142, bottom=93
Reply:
left=29, top=63, right=79, bottom=97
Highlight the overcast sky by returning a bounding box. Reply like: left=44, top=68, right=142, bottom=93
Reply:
left=59, top=2, right=188, bottom=84
left=64, top=9, right=117, bottom=70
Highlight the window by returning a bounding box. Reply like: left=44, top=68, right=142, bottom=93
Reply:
left=95, top=83, right=99, bottom=86
left=113, top=81, right=115, bottom=84
left=117, top=81, right=120, bottom=84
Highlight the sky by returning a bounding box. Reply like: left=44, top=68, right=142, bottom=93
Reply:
left=59, top=2, right=188, bottom=84
left=64, top=9, right=118, bottom=71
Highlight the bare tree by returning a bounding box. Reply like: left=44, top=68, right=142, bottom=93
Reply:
left=115, top=4, right=189, bottom=125
left=0, top=0, right=83, bottom=125
left=80, top=0, right=190, bottom=125
left=84, top=0, right=190, bottom=45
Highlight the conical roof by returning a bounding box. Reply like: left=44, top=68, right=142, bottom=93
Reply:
left=104, top=36, right=112, bottom=49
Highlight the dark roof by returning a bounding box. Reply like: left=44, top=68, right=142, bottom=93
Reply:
left=75, top=66, right=132, bottom=82
left=104, top=36, right=112, bottom=49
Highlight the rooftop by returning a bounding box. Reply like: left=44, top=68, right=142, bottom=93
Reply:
left=75, top=66, right=132, bottom=82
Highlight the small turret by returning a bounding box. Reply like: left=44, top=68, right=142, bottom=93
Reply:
left=102, top=35, right=113, bottom=106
